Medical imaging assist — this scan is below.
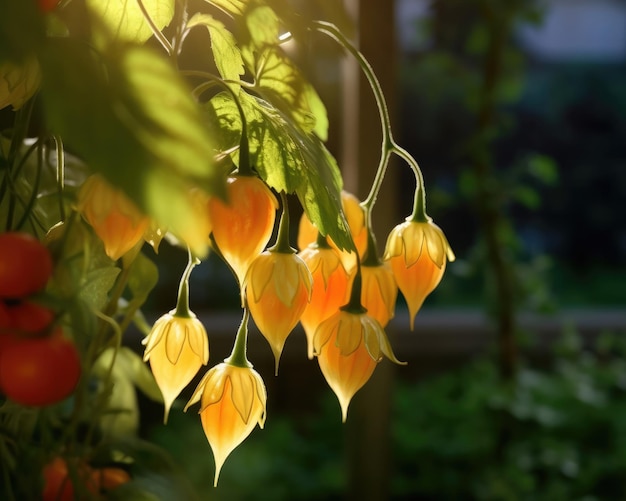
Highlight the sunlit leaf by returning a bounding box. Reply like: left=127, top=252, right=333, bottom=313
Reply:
left=40, top=41, right=224, bottom=257
left=187, top=13, right=244, bottom=91
left=86, top=0, right=175, bottom=45
left=81, top=267, right=122, bottom=310
left=206, top=0, right=250, bottom=17
left=246, top=47, right=328, bottom=140
left=246, top=5, right=280, bottom=46
left=207, top=91, right=352, bottom=250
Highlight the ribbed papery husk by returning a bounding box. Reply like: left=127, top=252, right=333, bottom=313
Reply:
left=208, top=176, right=278, bottom=285
left=142, top=312, right=209, bottom=422
left=185, top=363, right=267, bottom=486
left=360, top=264, right=398, bottom=328
left=299, top=246, right=350, bottom=359
left=245, top=253, right=312, bottom=373
left=389, top=251, right=447, bottom=330
left=78, top=174, right=150, bottom=261
left=295, top=191, right=368, bottom=262
left=315, top=312, right=378, bottom=422
left=172, top=187, right=213, bottom=256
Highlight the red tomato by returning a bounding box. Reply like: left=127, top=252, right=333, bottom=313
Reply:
left=7, top=300, right=55, bottom=334
left=0, top=302, right=10, bottom=331
left=0, top=232, right=53, bottom=299
left=0, top=329, right=80, bottom=406
left=42, top=457, right=74, bottom=501
left=42, top=457, right=97, bottom=501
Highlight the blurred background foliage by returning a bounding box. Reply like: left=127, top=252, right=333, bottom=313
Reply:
left=137, top=0, right=626, bottom=499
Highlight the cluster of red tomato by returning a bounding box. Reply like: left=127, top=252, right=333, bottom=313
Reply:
left=0, top=232, right=81, bottom=407
left=42, top=457, right=131, bottom=501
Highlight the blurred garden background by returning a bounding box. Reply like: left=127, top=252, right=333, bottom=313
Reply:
left=129, top=0, right=626, bottom=499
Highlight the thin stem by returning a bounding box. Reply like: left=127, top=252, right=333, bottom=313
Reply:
left=269, top=192, right=293, bottom=254
left=341, top=258, right=367, bottom=314
left=53, top=135, right=66, bottom=221
left=14, top=141, right=44, bottom=231
left=174, top=248, right=200, bottom=318
left=183, top=70, right=252, bottom=176
left=312, top=21, right=428, bottom=227
left=136, top=0, right=174, bottom=55
left=225, top=308, right=252, bottom=368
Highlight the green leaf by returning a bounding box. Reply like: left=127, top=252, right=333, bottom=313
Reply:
left=40, top=41, right=224, bottom=257
left=528, top=154, right=558, bottom=185
left=85, top=0, right=175, bottom=45
left=206, top=0, right=249, bottom=17
left=187, top=13, right=244, bottom=91
left=249, top=47, right=329, bottom=140
left=246, top=5, right=280, bottom=46
left=127, top=252, right=159, bottom=302
left=81, top=267, right=122, bottom=310
left=207, top=91, right=352, bottom=250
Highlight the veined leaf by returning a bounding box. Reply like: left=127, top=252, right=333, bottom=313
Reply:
left=187, top=13, right=244, bottom=91
left=207, top=92, right=352, bottom=250
left=249, top=47, right=329, bottom=140
left=86, top=0, right=175, bottom=45
left=40, top=41, right=224, bottom=257
left=246, top=5, right=280, bottom=46
left=205, top=0, right=250, bottom=17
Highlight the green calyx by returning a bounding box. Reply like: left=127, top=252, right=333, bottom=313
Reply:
left=225, top=307, right=253, bottom=368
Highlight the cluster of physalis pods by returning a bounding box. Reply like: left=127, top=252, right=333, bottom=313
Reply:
left=0, top=1, right=455, bottom=491
left=77, top=165, right=454, bottom=485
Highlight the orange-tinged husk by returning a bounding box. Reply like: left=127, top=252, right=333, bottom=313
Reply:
left=383, top=220, right=455, bottom=329
left=298, top=245, right=351, bottom=359
left=185, top=363, right=267, bottom=486
left=296, top=191, right=367, bottom=272
left=208, top=175, right=278, bottom=285
left=142, top=311, right=209, bottom=423
left=313, top=310, right=404, bottom=422
left=77, top=174, right=150, bottom=261
left=0, top=57, right=40, bottom=111
left=360, top=263, right=398, bottom=328
left=244, top=251, right=312, bottom=373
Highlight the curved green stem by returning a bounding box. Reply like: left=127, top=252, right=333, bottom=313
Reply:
left=269, top=192, right=294, bottom=254
left=341, top=258, right=367, bottom=314
left=136, top=0, right=174, bottom=55
left=184, top=70, right=252, bottom=176
left=312, top=21, right=428, bottom=226
left=53, top=135, right=66, bottom=221
left=174, top=247, right=200, bottom=318
left=225, top=307, right=252, bottom=368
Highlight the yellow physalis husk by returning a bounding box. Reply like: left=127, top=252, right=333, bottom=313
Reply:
left=77, top=174, right=150, bottom=261
left=313, top=310, right=404, bottom=422
left=296, top=191, right=367, bottom=273
left=184, top=363, right=267, bottom=487
left=142, top=311, right=209, bottom=423
left=0, top=57, right=40, bottom=111
left=208, top=175, right=278, bottom=286
left=383, top=219, right=455, bottom=330
left=298, top=244, right=351, bottom=359
left=169, top=187, right=213, bottom=255
left=244, top=251, right=312, bottom=374
left=360, top=263, right=398, bottom=328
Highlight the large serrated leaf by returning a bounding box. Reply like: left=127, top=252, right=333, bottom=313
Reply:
left=86, top=0, right=175, bottom=45
left=250, top=47, right=328, bottom=140
left=187, top=13, right=244, bottom=91
left=40, top=41, right=224, bottom=257
left=207, top=91, right=353, bottom=250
